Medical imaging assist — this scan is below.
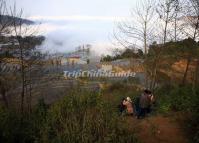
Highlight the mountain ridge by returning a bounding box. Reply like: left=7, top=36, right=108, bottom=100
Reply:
left=0, top=15, right=35, bottom=25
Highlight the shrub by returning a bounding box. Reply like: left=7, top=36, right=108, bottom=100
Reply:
left=41, top=90, right=138, bottom=143
left=155, top=85, right=199, bottom=143
left=0, top=98, right=49, bottom=143
left=0, top=90, right=138, bottom=143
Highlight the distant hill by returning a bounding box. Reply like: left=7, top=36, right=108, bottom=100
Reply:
left=0, top=15, right=34, bottom=25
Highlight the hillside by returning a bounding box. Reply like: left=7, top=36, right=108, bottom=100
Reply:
left=0, top=15, right=34, bottom=25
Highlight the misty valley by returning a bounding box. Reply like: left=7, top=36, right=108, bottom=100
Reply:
left=0, top=0, right=199, bottom=143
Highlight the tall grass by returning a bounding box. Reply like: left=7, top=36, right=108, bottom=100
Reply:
left=155, top=85, right=199, bottom=143
left=41, top=90, right=138, bottom=143
left=0, top=88, right=138, bottom=143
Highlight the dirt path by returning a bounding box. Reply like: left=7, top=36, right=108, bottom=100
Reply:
left=126, top=115, right=189, bottom=143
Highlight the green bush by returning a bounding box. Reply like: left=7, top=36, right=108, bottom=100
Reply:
left=41, top=90, right=138, bottom=143
left=0, top=90, right=138, bottom=143
left=155, top=85, right=199, bottom=143
left=156, top=85, right=198, bottom=112
left=0, top=98, right=48, bottom=143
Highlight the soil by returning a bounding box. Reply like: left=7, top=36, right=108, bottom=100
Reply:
left=126, top=115, right=189, bottom=143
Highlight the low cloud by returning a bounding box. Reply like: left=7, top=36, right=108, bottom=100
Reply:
left=33, top=16, right=123, bottom=55
left=28, top=15, right=130, bottom=22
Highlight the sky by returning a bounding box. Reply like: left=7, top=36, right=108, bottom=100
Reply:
left=7, top=0, right=137, bottom=54
left=8, top=0, right=135, bottom=17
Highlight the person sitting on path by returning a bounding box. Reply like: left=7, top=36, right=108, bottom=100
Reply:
left=123, top=97, right=134, bottom=116
left=118, top=98, right=126, bottom=115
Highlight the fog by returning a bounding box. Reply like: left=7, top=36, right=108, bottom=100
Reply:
left=33, top=17, right=120, bottom=56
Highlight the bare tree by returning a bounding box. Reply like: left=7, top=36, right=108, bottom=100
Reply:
left=179, top=0, right=199, bottom=86
left=180, top=0, right=199, bottom=40
left=172, top=0, right=186, bottom=42
left=144, top=0, right=180, bottom=90
left=25, top=50, right=44, bottom=112
left=189, top=0, right=199, bottom=87
left=114, top=0, right=156, bottom=88
left=9, top=4, right=40, bottom=113
left=173, top=0, right=180, bottom=41
left=0, top=0, right=14, bottom=107
left=189, top=0, right=199, bottom=40
left=115, top=0, right=155, bottom=55
left=0, top=0, right=12, bottom=35
left=156, top=0, right=176, bottom=43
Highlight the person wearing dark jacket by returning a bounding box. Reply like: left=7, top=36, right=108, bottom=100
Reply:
left=137, top=90, right=151, bottom=118
left=134, top=95, right=141, bottom=117
left=118, top=98, right=126, bottom=115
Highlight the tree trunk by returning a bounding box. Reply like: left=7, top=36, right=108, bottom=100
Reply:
left=1, top=89, right=8, bottom=108
left=193, top=17, right=199, bottom=87
left=193, top=16, right=199, bottom=40
left=152, top=65, right=157, bottom=91
left=144, top=21, right=147, bottom=55
left=149, top=58, right=158, bottom=90
left=182, top=57, right=191, bottom=85
left=163, top=13, right=169, bottom=44
left=19, top=42, right=25, bottom=114
left=29, top=66, right=32, bottom=113
left=194, top=59, right=199, bottom=87
left=21, top=82, right=24, bottom=113
left=174, top=16, right=177, bottom=42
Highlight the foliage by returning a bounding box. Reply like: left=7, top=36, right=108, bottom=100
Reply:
left=146, top=39, right=199, bottom=89
left=101, top=48, right=144, bottom=62
left=42, top=91, right=137, bottom=143
left=0, top=90, right=138, bottom=143
left=102, top=82, right=141, bottom=108
left=155, top=84, right=199, bottom=142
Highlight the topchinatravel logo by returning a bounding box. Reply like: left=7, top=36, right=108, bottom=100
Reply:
left=63, top=70, right=136, bottom=78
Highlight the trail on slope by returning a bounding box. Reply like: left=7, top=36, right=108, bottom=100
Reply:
left=125, top=115, right=189, bottom=143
